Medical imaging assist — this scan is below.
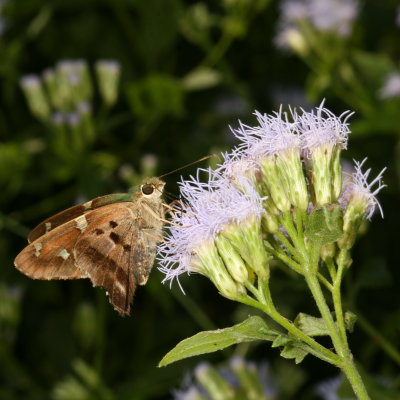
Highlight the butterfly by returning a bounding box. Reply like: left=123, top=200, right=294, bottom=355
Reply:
left=14, top=178, right=165, bottom=316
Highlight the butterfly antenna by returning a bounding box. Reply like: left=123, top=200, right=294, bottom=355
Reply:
left=158, top=154, right=219, bottom=179
left=163, top=190, right=179, bottom=201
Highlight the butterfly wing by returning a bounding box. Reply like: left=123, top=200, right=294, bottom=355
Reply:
left=15, top=221, right=86, bottom=280
left=28, top=193, right=133, bottom=243
left=73, top=202, right=156, bottom=316
left=15, top=188, right=164, bottom=316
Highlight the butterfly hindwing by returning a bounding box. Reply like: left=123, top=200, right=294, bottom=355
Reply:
left=73, top=203, right=138, bottom=315
left=15, top=220, right=86, bottom=280
left=74, top=200, right=164, bottom=316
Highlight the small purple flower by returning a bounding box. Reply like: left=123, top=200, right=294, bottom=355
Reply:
left=316, top=375, right=355, bottom=400
left=379, top=72, right=400, bottom=99
left=276, top=0, right=359, bottom=50
left=233, top=107, right=300, bottom=158
left=299, top=100, right=353, bottom=154
left=340, top=158, right=386, bottom=220
left=20, top=74, right=41, bottom=89
left=158, top=173, right=264, bottom=284
left=52, top=112, right=65, bottom=125
left=66, top=112, right=80, bottom=127
left=77, top=101, right=92, bottom=115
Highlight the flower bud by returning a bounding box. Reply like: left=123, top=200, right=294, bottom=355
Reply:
left=338, top=159, right=386, bottom=250
left=95, top=60, right=121, bottom=107
left=215, top=234, right=248, bottom=283
left=195, top=362, right=235, bottom=400
left=195, top=240, right=245, bottom=300
left=20, top=75, right=51, bottom=121
left=221, top=216, right=271, bottom=280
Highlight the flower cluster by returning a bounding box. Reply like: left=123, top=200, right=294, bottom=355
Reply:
left=275, top=0, right=359, bottom=50
left=158, top=101, right=386, bottom=297
left=173, top=357, right=277, bottom=400
left=20, top=59, right=121, bottom=158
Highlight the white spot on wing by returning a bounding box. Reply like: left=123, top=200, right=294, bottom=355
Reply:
left=75, top=215, right=88, bottom=231
left=34, top=243, right=42, bottom=257
left=45, top=222, right=52, bottom=233
left=84, top=200, right=92, bottom=210
left=58, top=249, right=70, bottom=260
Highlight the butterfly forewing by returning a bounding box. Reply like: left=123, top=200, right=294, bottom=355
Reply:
left=14, top=177, right=166, bottom=316
left=28, top=193, right=133, bottom=243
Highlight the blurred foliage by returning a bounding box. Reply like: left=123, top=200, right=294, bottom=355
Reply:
left=0, top=0, right=399, bottom=399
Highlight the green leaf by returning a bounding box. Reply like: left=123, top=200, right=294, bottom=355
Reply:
left=159, top=316, right=277, bottom=367
left=280, top=344, right=308, bottom=364
left=181, top=67, right=221, bottom=91
left=271, top=334, right=291, bottom=348
left=305, top=204, right=343, bottom=246
left=295, top=313, right=329, bottom=337
left=125, top=74, right=184, bottom=121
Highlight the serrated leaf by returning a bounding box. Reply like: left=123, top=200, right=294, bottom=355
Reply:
left=280, top=344, right=308, bottom=364
left=159, top=316, right=277, bottom=367
left=305, top=204, right=343, bottom=245
left=271, top=334, right=291, bottom=348
left=295, top=313, right=329, bottom=337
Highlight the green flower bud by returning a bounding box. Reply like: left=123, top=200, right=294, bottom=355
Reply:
left=95, top=60, right=121, bottom=107
left=259, top=156, right=291, bottom=212
left=221, top=216, right=271, bottom=280
left=320, top=243, right=336, bottom=261
left=338, top=159, right=386, bottom=250
left=230, top=357, right=267, bottom=400
left=20, top=75, right=51, bottom=121
left=215, top=234, right=248, bottom=283
left=308, top=142, right=336, bottom=206
left=195, top=363, right=235, bottom=400
left=195, top=239, right=245, bottom=300
left=274, top=147, right=308, bottom=210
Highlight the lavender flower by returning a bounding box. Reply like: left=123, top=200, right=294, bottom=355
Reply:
left=276, top=0, right=359, bottom=50
left=338, top=158, right=386, bottom=250
left=172, top=357, right=277, bottom=400
left=232, top=107, right=308, bottom=211
left=158, top=172, right=269, bottom=297
left=379, top=72, right=400, bottom=99
left=95, top=60, right=121, bottom=106
left=316, top=375, right=355, bottom=400
left=20, top=74, right=51, bottom=120
left=340, top=158, right=386, bottom=220
left=299, top=101, right=353, bottom=204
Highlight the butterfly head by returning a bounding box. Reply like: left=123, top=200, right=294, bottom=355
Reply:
left=140, top=177, right=165, bottom=199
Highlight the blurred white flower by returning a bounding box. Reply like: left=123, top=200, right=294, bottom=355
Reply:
left=379, top=72, right=400, bottom=99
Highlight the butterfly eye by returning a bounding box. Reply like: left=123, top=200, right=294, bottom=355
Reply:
left=142, top=184, right=154, bottom=195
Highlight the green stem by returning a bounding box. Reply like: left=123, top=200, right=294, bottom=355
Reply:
left=325, top=257, right=337, bottom=281
left=274, top=230, right=303, bottom=262
left=267, top=240, right=303, bottom=273
left=304, top=272, right=370, bottom=399
left=333, top=254, right=348, bottom=346
left=266, top=241, right=333, bottom=292
left=237, top=293, right=341, bottom=367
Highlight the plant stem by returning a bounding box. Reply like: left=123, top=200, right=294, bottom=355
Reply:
left=332, top=254, right=349, bottom=346
left=238, top=293, right=341, bottom=366
left=304, top=271, right=370, bottom=399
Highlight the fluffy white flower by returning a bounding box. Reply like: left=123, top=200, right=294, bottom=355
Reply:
left=340, top=158, right=386, bottom=219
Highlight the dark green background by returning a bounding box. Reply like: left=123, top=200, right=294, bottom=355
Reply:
left=1, top=1, right=399, bottom=399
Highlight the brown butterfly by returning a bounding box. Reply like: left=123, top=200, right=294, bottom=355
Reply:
left=14, top=178, right=165, bottom=316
